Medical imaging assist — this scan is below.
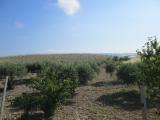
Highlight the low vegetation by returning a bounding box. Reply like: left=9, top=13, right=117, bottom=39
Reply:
left=5, top=56, right=103, bottom=119
left=105, top=61, right=117, bottom=76
left=76, top=63, right=96, bottom=85
left=116, top=63, right=139, bottom=85
left=137, top=37, right=160, bottom=100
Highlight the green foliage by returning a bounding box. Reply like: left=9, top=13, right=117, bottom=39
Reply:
left=12, top=63, right=79, bottom=119
left=76, top=63, right=95, bottom=85
left=0, top=64, right=7, bottom=78
left=137, top=37, right=160, bottom=98
left=54, top=63, right=78, bottom=95
left=0, top=63, right=26, bottom=77
left=111, top=56, right=130, bottom=62
left=12, top=93, right=41, bottom=115
left=90, top=62, right=100, bottom=74
left=119, top=56, right=130, bottom=61
left=25, top=62, right=42, bottom=73
left=12, top=92, right=41, bottom=120
left=7, top=75, right=14, bottom=89
left=0, top=63, right=27, bottom=89
left=105, top=61, right=116, bottom=76
left=112, top=56, right=119, bottom=61
left=116, top=63, right=139, bottom=85
left=32, top=66, right=73, bottom=118
left=0, top=55, right=104, bottom=118
left=18, top=113, right=32, bottom=120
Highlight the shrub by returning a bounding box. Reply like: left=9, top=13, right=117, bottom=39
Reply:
left=137, top=37, right=160, bottom=99
left=0, top=64, right=7, bottom=78
left=12, top=63, right=78, bottom=119
left=32, top=67, right=73, bottom=118
left=7, top=75, right=14, bottom=90
left=0, top=63, right=27, bottom=89
left=90, top=62, right=100, bottom=74
left=119, top=56, right=130, bottom=61
left=105, top=61, right=116, bottom=76
left=112, top=56, right=119, bottom=61
left=18, top=113, right=32, bottom=120
left=76, top=63, right=95, bottom=85
left=56, top=64, right=78, bottom=95
left=12, top=93, right=41, bottom=118
left=25, top=62, right=42, bottom=73
left=116, top=63, right=139, bottom=85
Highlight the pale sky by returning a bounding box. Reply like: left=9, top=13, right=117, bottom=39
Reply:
left=0, top=0, right=160, bottom=56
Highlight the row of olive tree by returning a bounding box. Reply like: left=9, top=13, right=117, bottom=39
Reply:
left=12, top=61, right=101, bottom=119
left=0, top=63, right=27, bottom=89
left=0, top=60, right=101, bottom=91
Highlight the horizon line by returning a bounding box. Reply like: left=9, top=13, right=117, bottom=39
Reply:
left=0, top=52, right=137, bottom=58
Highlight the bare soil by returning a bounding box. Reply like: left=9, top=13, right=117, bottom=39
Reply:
left=52, top=69, right=158, bottom=120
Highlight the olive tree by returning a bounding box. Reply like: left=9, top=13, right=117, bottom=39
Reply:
left=32, top=66, right=74, bottom=119
left=137, top=37, right=160, bottom=99
left=105, top=61, right=116, bottom=76
left=0, top=63, right=27, bottom=89
left=76, top=63, right=95, bottom=85
left=116, top=63, right=139, bottom=85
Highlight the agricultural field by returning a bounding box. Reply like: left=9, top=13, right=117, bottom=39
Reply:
left=0, top=54, right=108, bottom=63
left=1, top=1, right=160, bottom=120
left=0, top=53, right=159, bottom=120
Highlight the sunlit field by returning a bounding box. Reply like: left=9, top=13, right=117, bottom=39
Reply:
left=1, top=0, right=160, bottom=120
left=0, top=52, right=159, bottom=120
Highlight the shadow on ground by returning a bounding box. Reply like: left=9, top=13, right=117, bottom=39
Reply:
left=64, top=99, right=76, bottom=106
left=92, top=80, right=122, bottom=87
left=0, top=79, right=31, bottom=93
left=14, top=79, right=32, bottom=86
left=17, top=112, right=44, bottom=120
left=96, top=90, right=142, bottom=111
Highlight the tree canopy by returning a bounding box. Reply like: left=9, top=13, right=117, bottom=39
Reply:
left=137, top=37, right=160, bottom=98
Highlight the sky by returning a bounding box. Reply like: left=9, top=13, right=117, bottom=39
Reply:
left=0, top=0, right=160, bottom=56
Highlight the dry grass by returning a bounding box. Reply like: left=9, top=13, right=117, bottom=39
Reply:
left=0, top=54, right=108, bottom=63
left=128, top=56, right=140, bottom=63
